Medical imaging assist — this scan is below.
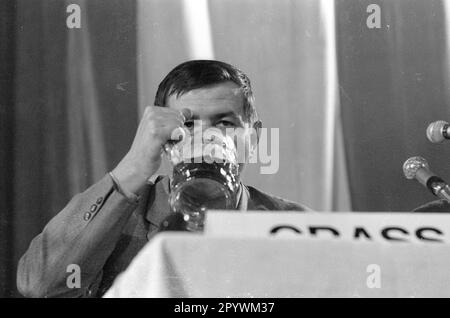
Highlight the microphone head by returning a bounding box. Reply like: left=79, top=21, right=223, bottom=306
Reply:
left=403, top=156, right=429, bottom=179
left=426, top=120, right=449, bottom=143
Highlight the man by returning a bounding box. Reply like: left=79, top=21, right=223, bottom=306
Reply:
left=17, top=60, right=309, bottom=298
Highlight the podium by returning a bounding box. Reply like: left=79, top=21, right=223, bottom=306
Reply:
left=104, top=230, right=450, bottom=297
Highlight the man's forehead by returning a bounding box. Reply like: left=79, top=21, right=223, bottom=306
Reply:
left=167, top=82, right=245, bottom=115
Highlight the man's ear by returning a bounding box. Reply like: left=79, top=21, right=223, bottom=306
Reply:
left=247, top=120, right=262, bottom=162
left=253, top=120, right=262, bottom=144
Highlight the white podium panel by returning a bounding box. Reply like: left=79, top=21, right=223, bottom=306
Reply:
left=105, top=230, right=450, bottom=297
left=205, top=211, right=450, bottom=243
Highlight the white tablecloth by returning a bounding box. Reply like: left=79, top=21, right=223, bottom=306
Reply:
left=104, top=232, right=450, bottom=297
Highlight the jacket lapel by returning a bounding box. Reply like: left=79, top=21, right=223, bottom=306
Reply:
left=144, top=175, right=172, bottom=230
left=245, top=185, right=269, bottom=211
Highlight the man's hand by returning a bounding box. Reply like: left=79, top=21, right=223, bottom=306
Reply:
left=112, top=106, right=192, bottom=194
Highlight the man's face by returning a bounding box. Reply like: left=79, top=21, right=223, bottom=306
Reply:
left=166, top=81, right=257, bottom=171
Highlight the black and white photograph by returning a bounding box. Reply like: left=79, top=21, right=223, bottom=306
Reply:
left=2, top=0, right=450, bottom=302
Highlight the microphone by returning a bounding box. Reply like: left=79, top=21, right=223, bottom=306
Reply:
left=426, top=120, right=450, bottom=143
left=403, top=156, right=450, bottom=202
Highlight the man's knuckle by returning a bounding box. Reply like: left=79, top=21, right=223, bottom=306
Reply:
left=147, top=125, right=160, bottom=136
left=146, top=109, right=156, bottom=117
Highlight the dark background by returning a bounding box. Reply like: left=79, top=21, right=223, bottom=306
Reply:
left=0, top=0, right=137, bottom=297
left=337, top=0, right=450, bottom=211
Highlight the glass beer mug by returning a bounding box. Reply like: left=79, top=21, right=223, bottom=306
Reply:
left=164, top=127, right=240, bottom=232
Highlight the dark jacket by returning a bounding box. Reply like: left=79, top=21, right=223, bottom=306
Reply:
left=17, top=174, right=308, bottom=298
left=413, top=199, right=450, bottom=212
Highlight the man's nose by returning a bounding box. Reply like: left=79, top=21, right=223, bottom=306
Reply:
left=200, top=120, right=212, bottom=131
left=188, top=119, right=212, bottom=133
left=186, top=119, right=207, bottom=138
left=189, top=120, right=223, bottom=143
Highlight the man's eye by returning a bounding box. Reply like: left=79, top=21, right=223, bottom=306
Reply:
left=184, top=121, right=194, bottom=128
left=216, top=120, right=235, bottom=127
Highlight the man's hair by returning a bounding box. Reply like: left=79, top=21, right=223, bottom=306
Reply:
left=154, top=60, right=258, bottom=123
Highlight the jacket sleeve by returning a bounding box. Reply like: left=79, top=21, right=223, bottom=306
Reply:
left=17, top=174, right=141, bottom=298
